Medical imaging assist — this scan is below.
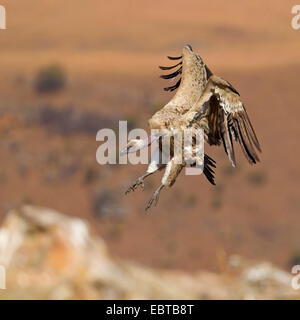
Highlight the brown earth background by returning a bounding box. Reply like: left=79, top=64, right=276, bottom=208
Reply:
left=0, top=0, right=299, bottom=273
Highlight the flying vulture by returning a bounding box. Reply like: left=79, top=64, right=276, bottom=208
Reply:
left=121, top=45, right=261, bottom=210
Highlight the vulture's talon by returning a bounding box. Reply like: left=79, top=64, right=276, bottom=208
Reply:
left=145, top=198, right=153, bottom=211
left=145, top=185, right=164, bottom=211
left=125, top=177, right=145, bottom=195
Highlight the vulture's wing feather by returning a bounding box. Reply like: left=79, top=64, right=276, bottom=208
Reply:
left=159, top=55, right=183, bottom=92
left=164, top=78, right=181, bottom=92
left=190, top=154, right=216, bottom=185
left=160, top=67, right=182, bottom=79
left=188, top=75, right=261, bottom=166
left=159, top=61, right=182, bottom=70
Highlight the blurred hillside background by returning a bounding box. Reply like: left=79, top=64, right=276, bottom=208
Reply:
left=0, top=0, right=300, bottom=295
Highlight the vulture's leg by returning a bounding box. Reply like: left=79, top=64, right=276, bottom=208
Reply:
left=145, top=157, right=184, bottom=210
left=125, top=147, right=165, bottom=194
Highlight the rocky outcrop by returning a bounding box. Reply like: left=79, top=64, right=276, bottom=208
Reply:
left=0, top=206, right=298, bottom=299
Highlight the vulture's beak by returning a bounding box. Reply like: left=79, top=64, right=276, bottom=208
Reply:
left=120, top=134, right=162, bottom=156
left=120, top=146, right=130, bottom=156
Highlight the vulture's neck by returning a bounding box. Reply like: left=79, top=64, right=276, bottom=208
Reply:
left=169, top=60, right=209, bottom=112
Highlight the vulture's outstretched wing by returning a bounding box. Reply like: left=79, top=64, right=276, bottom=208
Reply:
left=159, top=55, right=182, bottom=92
left=188, top=75, right=261, bottom=166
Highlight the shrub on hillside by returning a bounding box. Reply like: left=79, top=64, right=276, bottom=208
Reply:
left=34, top=64, right=66, bottom=93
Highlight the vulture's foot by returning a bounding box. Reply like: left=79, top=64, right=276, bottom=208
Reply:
left=125, top=176, right=145, bottom=194
left=145, top=184, right=164, bottom=211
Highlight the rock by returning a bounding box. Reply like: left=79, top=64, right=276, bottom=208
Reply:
left=0, top=205, right=299, bottom=299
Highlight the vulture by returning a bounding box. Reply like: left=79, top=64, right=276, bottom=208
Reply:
left=121, top=45, right=261, bottom=210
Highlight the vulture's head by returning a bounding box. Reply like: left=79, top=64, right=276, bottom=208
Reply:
left=120, top=139, right=147, bottom=156
left=120, top=135, right=161, bottom=156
